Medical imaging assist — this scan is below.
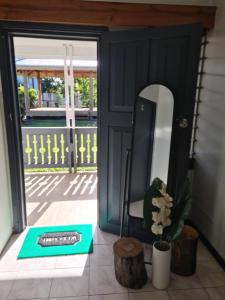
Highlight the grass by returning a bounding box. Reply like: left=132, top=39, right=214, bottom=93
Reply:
left=25, top=166, right=97, bottom=173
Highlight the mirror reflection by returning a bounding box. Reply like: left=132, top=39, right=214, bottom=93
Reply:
left=129, top=84, right=174, bottom=218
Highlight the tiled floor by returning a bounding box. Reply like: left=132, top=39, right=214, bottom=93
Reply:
left=0, top=228, right=225, bottom=300
left=0, top=172, right=224, bottom=299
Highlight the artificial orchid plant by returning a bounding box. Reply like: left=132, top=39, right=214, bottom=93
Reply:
left=144, top=177, right=192, bottom=244
left=151, top=182, right=173, bottom=237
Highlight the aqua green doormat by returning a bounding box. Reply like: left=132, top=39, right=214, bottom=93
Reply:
left=18, top=224, right=93, bottom=259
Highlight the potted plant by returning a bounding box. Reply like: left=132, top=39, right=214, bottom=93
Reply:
left=143, top=178, right=173, bottom=289
left=168, top=179, right=199, bottom=276
left=171, top=224, right=198, bottom=276
left=144, top=177, right=195, bottom=289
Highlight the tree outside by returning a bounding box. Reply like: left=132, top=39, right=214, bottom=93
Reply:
left=18, top=85, right=38, bottom=119
left=41, top=77, right=97, bottom=108
left=41, top=77, right=65, bottom=94
left=74, top=78, right=97, bottom=108
left=18, top=76, right=97, bottom=117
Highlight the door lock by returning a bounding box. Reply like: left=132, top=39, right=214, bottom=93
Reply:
left=176, top=117, right=189, bottom=128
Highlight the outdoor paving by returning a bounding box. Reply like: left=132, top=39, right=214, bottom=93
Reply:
left=25, top=172, right=97, bottom=226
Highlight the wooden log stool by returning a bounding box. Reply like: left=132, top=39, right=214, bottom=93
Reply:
left=113, top=237, right=147, bottom=289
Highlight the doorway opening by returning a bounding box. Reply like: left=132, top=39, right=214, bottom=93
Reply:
left=13, top=37, right=98, bottom=228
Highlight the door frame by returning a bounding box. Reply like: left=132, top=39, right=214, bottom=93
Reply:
left=0, top=21, right=106, bottom=233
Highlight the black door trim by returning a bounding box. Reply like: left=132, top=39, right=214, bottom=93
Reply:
left=0, top=21, right=106, bottom=233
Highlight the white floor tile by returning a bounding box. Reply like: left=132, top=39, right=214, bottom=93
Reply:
left=17, top=269, right=53, bottom=280
left=90, top=245, right=114, bottom=267
left=0, top=250, right=21, bottom=272
left=50, top=297, right=88, bottom=300
left=169, top=272, right=202, bottom=290
left=93, top=228, right=119, bottom=245
left=206, top=287, right=225, bottom=300
left=55, top=254, right=89, bottom=269
left=50, top=268, right=89, bottom=298
left=197, top=242, right=214, bottom=262
left=89, top=266, right=127, bottom=295
left=8, top=276, right=52, bottom=299
left=89, top=294, right=129, bottom=300
left=19, top=256, right=57, bottom=271
left=168, top=288, right=210, bottom=300
left=0, top=272, right=18, bottom=281
left=129, top=291, right=170, bottom=300
left=197, top=260, right=225, bottom=287
left=3, top=229, right=29, bottom=252
left=0, top=280, right=14, bottom=300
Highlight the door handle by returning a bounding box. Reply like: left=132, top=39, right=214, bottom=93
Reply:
left=176, top=117, right=189, bottom=128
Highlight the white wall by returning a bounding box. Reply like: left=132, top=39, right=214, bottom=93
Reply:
left=0, top=77, right=13, bottom=253
left=191, top=0, right=225, bottom=260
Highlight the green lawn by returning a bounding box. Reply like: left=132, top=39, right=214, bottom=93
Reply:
left=25, top=167, right=97, bottom=173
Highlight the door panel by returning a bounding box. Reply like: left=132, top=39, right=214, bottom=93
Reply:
left=99, top=24, right=202, bottom=234
left=109, top=40, right=148, bottom=111
left=108, top=127, right=131, bottom=225
left=148, top=36, right=193, bottom=195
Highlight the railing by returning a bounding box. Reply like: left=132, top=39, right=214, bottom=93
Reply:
left=21, top=127, right=97, bottom=169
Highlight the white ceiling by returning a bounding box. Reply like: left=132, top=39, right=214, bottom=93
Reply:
left=16, top=59, right=97, bottom=72
left=14, top=37, right=97, bottom=60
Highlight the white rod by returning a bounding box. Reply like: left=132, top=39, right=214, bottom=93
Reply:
left=89, top=73, right=93, bottom=118
left=64, top=45, right=70, bottom=128
left=69, top=45, right=75, bottom=129
left=24, top=75, right=30, bottom=113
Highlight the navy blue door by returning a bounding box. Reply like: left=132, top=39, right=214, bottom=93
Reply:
left=99, top=24, right=202, bottom=234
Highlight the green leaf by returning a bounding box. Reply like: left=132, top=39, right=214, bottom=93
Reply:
left=166, top=178, right=192, bottom=241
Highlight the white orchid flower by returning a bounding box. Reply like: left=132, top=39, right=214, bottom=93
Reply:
left=165, top=208, right=171, bottom=217
left=152, top=196, right=173, bottom=209
left=162, top=217, right=172, bottom=227
left=159, top=182, right=167, bottom=195
left=164, top=193, right=173, bottom=204
left=152, top=209, right=171, bottom=226
left=152, top=197, right=165, bottom=208
left=152, top=197, right=159, bottom=207
left=160, top=207, right=171, bottom=226
left=151, top=180, right=173, bottom=236
left=152, top=211, right=160, bottom=223
left=151, top=223, right=163, bottom=235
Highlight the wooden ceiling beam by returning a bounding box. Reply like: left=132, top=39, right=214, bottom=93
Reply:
left=17, top=69, right=97, bottom=78
left=0, top=0, right=216, bottom=30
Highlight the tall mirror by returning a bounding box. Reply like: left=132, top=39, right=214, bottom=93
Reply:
left=128, top=84, right=174, bottom=219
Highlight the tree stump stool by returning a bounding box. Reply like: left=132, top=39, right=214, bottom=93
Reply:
left=113, top=237, right=147, bottom=289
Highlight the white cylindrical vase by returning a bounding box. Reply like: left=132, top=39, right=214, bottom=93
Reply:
left=152, top=241, right=171, bottom=289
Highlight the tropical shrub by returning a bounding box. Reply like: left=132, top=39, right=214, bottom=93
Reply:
left=41, top=76, right=97, bottom=108
left=74, top=77, right=97, bottom=108
left=18, top=85, right=38, bottom=118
